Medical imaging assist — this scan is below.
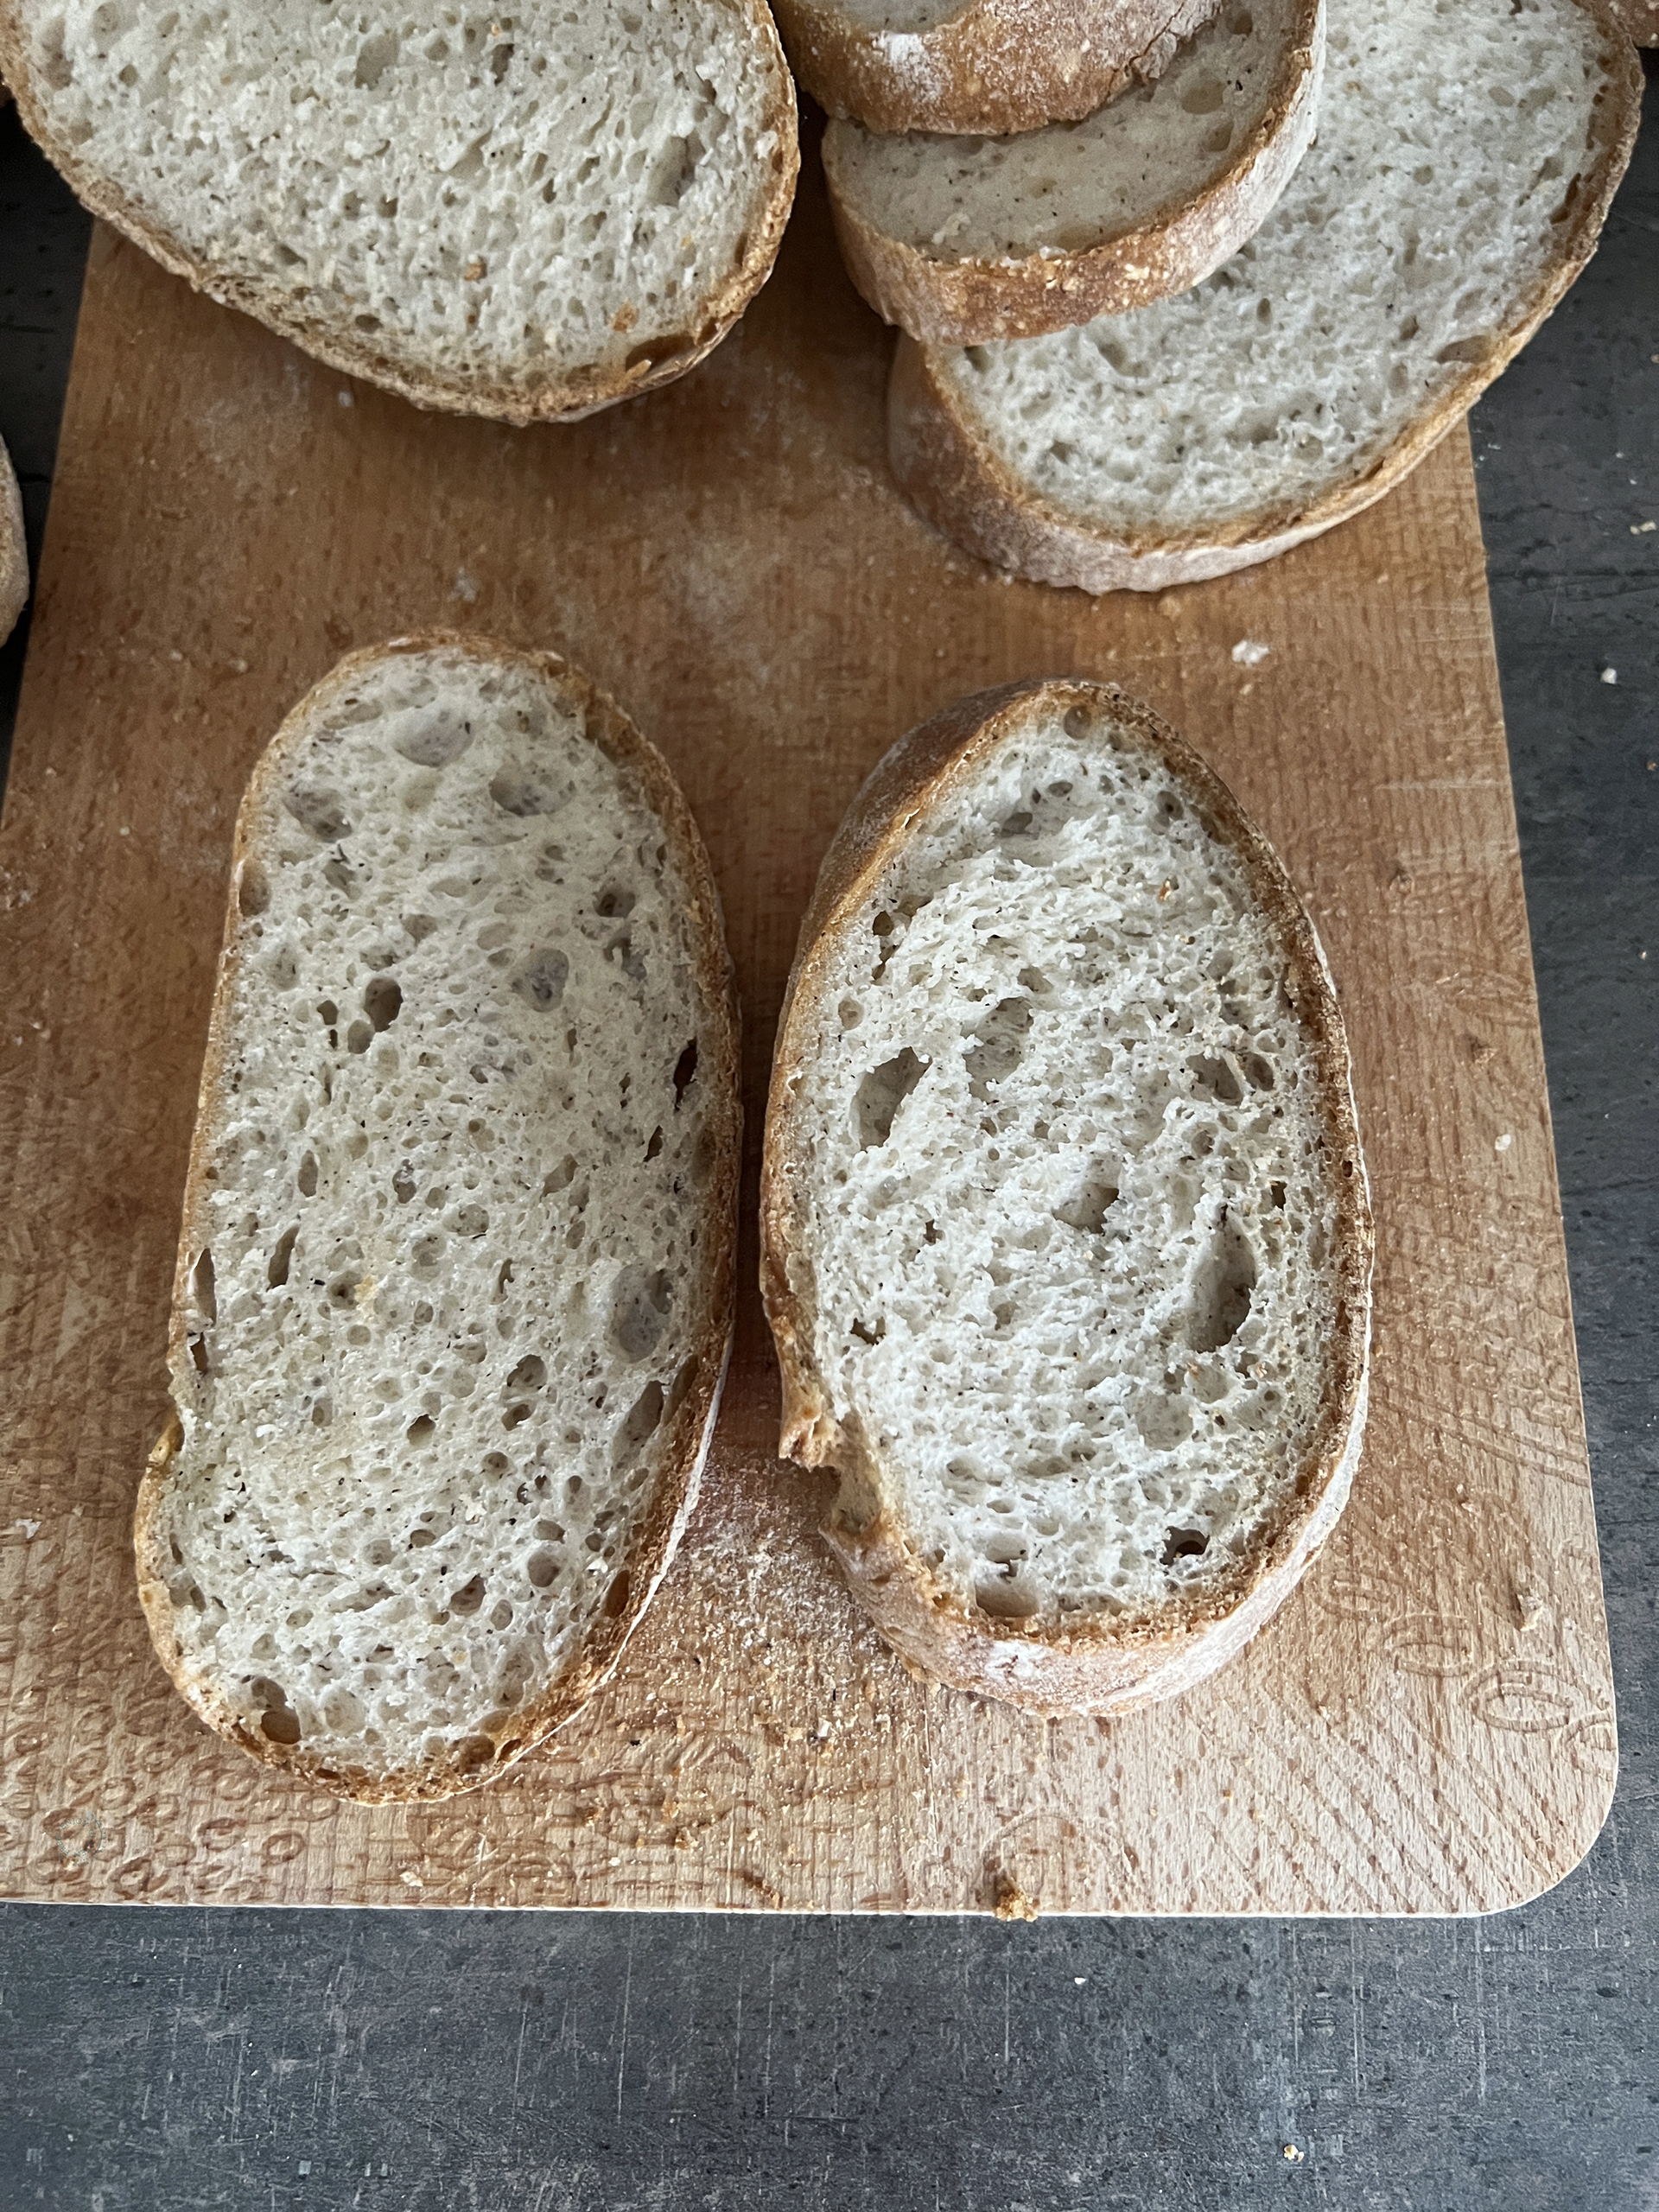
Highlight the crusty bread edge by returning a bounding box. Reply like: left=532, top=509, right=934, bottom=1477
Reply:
left=774, top=0, right=1224, bottom=136
left=0, top=10, right=799, bottom=425
left=823, top=0, right=1323, bottom=345
left=134, top=632, right=742, bottom=1802
left=0, top=437, right=26, bottom=645
left=760, top=677, right=1374, bottom=1718
left=887, top=0, right=1643, bottom=588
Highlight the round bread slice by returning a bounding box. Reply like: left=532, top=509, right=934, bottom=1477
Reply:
left=824, top=0, right=1323, bottom=345
left=888, top=0, right=1642, bottom=588
left=0, top=436, right=25, bottom=645
left=0, top=2, right=798, bottom=423
left=761, top=678, right=1372, bottom=1719
left=136, top=635, right=741, bottom=1801
left=772, top=0, right=1224, bottom=137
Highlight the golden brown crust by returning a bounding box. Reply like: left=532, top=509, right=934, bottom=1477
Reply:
left=774, top=0, right=1224, bottom=136
left=134, top=633, right=742, bottom=1802
left=887, top=0, right=1643, bottom=588
left=0, top=10, right=798, bottom=426
left=823, top=0, right=1322, bottom=345
left=760, top=677, right=1374, bottom=1719
left=0, top=436, right=26, bottom=645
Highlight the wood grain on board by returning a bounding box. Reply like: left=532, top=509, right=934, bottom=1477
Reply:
left=0, top=160, right=1616, bottom=1915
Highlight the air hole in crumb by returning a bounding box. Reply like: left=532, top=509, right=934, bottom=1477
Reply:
left=450, top=1575, right=486, bottom=1617
left=1269, top=1180, right=1287, bottom=1209
left=1162, top=1527, right=1210, bottom=1565
left=392, top=1166, right=416, bottom=1203
left=391, top=713, right=472, bottom=766
left=855, top=1049, right=927, bottom=1147
left=238, top=861, right=270, bottom=917
left=672, top=1039, right=698, bottom=1106
left=251, top=1677, right=302, bottom=1745
left=502, top=1402, right=531, bottom=1430
left=298, top=1154, right=319, bottom=1198
left=1188, top=1053, right=1244, bottom=1106
left=453, top=1735, right=495, bottom=1771
left=346, top=1020, right=373, bottom=1053
left=407, top=1415, right=436, bottom=1446
left=283, top=786, right=351, bottom=842
left=1187, top=1212, right=1257, bottom=1353
left=998, top=810, right=1033, bottom=839
left=609, top=1267, right=671, bottom=1360
left=404, top=913, right=439, bottom=942
left=191, top=1249, right=217, bottom=1323
left=267, top=1226, right=298, bottom=1287
left=1242, top=1052, right=1275, bottom=1091
left=596, top=885, right=635, bottom=918
left=506, top=1355, right=546, bottom=1392
left=1055, top=1173, right=1119, bottom=1235
left=490, top=765, right=569, bottom=817
left=543, top=1157, right=576, bottom=1196
left=615, top=1379, right=665, bottom=1460
left=363, top=977, right=403, bottom=1031
left=527, top=1548, right=559, bottom=1589
left=645, top=1127, right=664, bottom=1160
left=512, top=949, right=569, bottom=1011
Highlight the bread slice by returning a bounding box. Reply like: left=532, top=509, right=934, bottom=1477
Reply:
left=889, top=0, right=1642, bottom=588
left=0, top=3, right=798, bottom=423
left=825, top=0, right=1322, bottom=345
left=772, top=0, right=1224, bottom=137
left=136, top=636, right=741, bottom=1802
left=0, top=437, right=24, bottom=645
left=761, top=678, right=1371, bottom=1718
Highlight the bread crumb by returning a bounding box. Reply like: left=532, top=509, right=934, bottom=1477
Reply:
left=1283, top=2144, right=1304, bottom=2163
left=1230, top=639, right=1271, bottom=666
left=992, top=1872, right=1039, bottom=1921
left=1600, top=666, right=1618, bottom=684
left=1495, top=1132, right=1513, bottom=1153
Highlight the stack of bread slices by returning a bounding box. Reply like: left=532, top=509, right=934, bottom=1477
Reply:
left=784, top=0, right=1643, bottom=590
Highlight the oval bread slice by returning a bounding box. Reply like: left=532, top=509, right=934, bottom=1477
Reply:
left=772, top=0, right=1224, bottom=137
left=888, top=0, right=1641, bottom=588
left=761, top=678, right=1372, bottom=1719
left=0, top=1, right=798, bottom=423
left=136, top=635, right=741, bottom=1801
left=824, top=0, right=1323, bottom=345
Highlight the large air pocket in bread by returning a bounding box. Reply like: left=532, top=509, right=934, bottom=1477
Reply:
left=761, top=678, right=1371, bottom=1718
left=136, top=636, right=741, bottom=1801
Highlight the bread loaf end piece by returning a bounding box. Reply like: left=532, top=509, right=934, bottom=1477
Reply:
left=761, top=678, right=1372, bottom=1717
left=136, top=635, right=740, bottom=1800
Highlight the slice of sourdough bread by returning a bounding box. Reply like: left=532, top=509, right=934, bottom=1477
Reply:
left=825, top=0, right=1323, bottom=344
left=761, top=678, right=1371, bottom=1719
left=0, top=3, right=797, bottom=423
left=773, top=0, right=1224, bottom=137
left=889, top=0, right=1642, bottom=588
left=136, top=636, right=741, bottom=1801
left=0, top=438, right=24, bottom=645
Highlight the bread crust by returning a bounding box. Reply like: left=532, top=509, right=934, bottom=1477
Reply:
left=0, top=8, right=798, bottom=425
left=823, top=0, right=1322, bottom=344
left=774, top=0, right=1224, bottom=136
left=887, top=0, right=1643, bottom=588
left=134, top=634, right=742, bottom=1802
left=0, top=437, right=25, bottom=645
left=1609, top=0, right=1657, bottom=40
left=760, top=677, right=1374, bottom=1719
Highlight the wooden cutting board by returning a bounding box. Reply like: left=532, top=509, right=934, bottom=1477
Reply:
left=0, top=156, right=1616, bottom=1915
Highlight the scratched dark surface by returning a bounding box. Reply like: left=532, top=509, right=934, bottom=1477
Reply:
left=0, top=56, right=1654, bottom=2212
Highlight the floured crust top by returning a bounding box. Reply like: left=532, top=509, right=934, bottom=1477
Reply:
left=823, top=0, right=1323, bottom=343
left=772, top=0, right=1224, bottom=137
left=761, top=679, right=1372, bottom=1717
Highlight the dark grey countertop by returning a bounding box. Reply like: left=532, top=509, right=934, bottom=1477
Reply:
left=0, top=60, right=1654, bottom=2212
